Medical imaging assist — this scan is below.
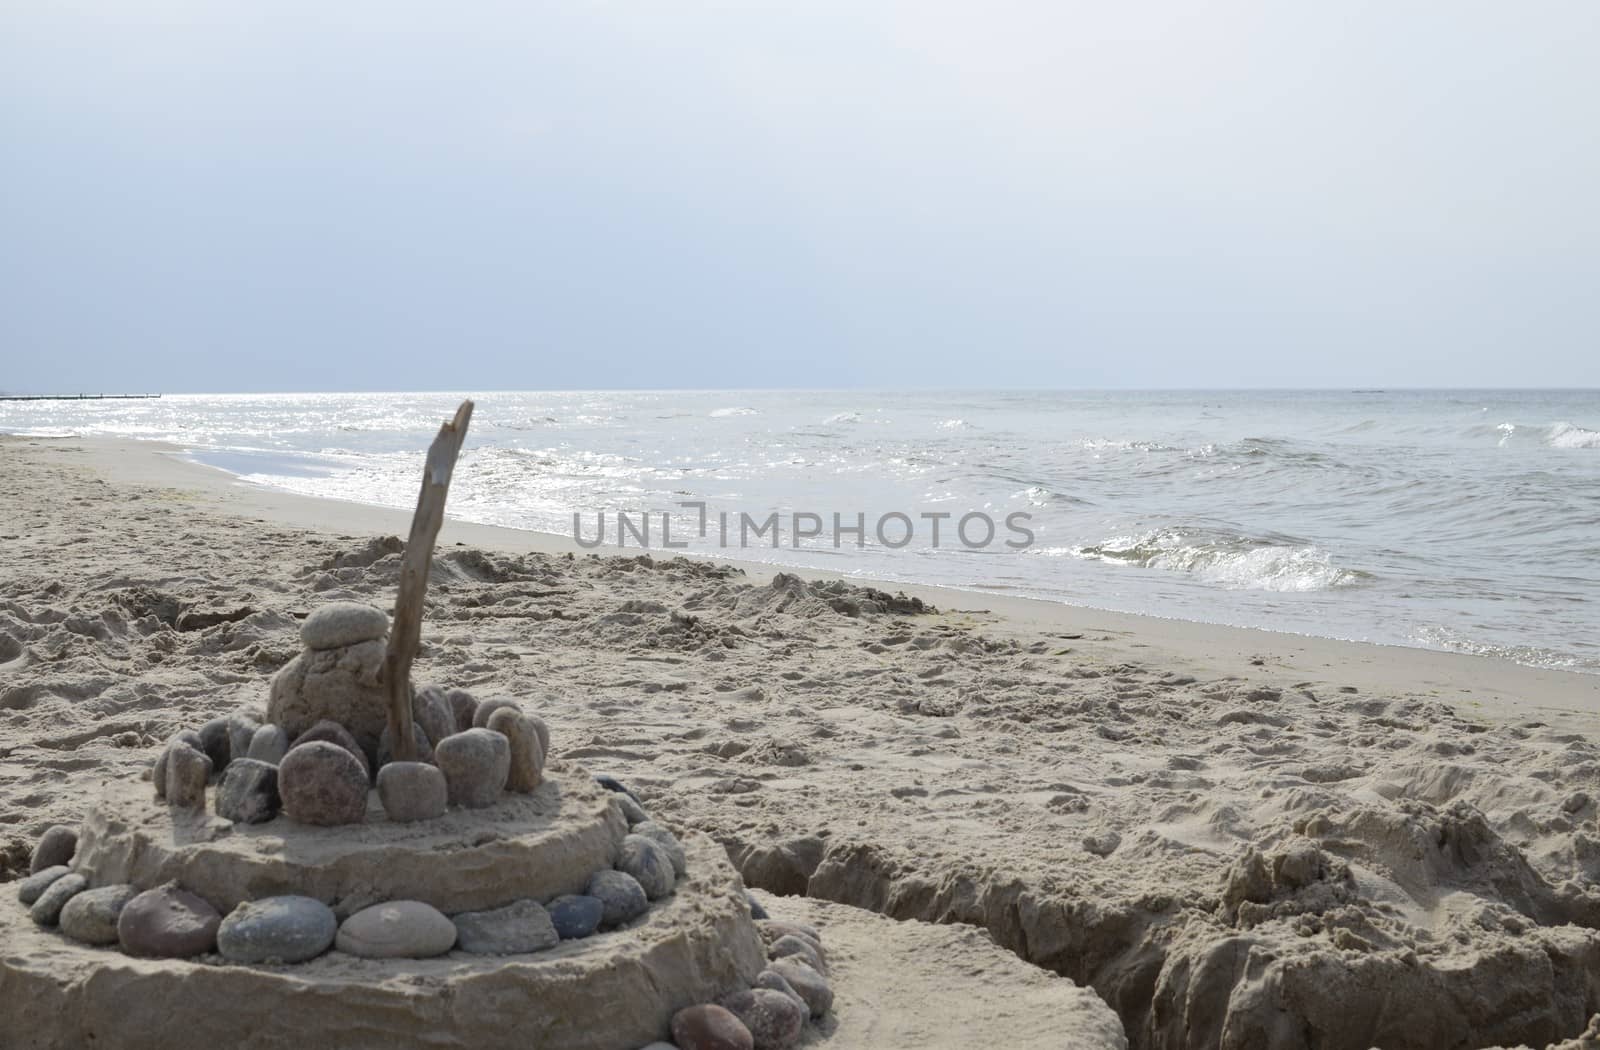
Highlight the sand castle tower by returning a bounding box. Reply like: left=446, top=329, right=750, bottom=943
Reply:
left=3, top=403, right=831, bottom=1050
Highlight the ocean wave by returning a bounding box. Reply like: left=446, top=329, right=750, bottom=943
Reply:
left=1064, top=528, right=1369, bottom=592
left=1466, top=420, right=1600, bottom=449
left=1411, top=625, right=1593, bottom=673
left=937, top=418, right=974, bottom=430
left=1079, top=437, right=1168, bottom=452
left=709, top=407, right=758, bottom=418
left=823, top=412, right=860, bottom=425
left=1548, top=422, right=1600, bottom=449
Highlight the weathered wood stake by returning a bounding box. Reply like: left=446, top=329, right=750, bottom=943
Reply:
left=384, top=400, right=474, bottom=762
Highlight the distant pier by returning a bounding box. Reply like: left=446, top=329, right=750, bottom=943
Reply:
left=0, top=393, right=162, bottom=402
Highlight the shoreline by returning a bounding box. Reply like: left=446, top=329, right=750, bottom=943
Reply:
left=10, top=432, right=1598, bottom=732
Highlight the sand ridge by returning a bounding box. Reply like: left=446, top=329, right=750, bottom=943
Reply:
left=4, top=435, right=1600, bottom=1049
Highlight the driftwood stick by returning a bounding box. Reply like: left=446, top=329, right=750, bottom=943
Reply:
left=384, top=400, right=474, bottom=762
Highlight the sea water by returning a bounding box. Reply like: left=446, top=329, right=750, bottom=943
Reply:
left=5, top=388, right=1597, bottom=673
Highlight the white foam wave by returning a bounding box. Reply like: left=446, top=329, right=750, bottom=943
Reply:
left=1547, top=422, right=1600, bottom=449
left=709, top=407, right=757, bottom=418
left=823, top=412, right=860, bottom=425
left=1066, top=529, right=1367, bottom=592
left=936, top=418, right=973, bottom=430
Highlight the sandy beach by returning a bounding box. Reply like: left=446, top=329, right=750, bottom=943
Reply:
left=5, top=433, right=1600, bottom=1049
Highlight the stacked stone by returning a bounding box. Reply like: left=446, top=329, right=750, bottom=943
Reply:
left=134, top=601, right=562, bottom=830
left=663, top=910, right=832, bottom=1050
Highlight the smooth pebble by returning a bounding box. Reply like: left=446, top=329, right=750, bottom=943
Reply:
left=451, top=899, right=559, bottom=955
left=218, top=895, right=338, bottom=963
left=719, top=988, right=805, bottom=1050
left=377, top=761, right=448, bottom=822
left=279, top=741, right=369, bottom=826
left=632, top=821, right=688, bottom=877
left=618, top=834, right=676, bottom=900
left=434, top=728, right=509, bottom=808
left=300, top=601, right=388, bottom=650
left=165, top=743, right=212, bottom=811
left=30, top=872, right=86, bottom=926
left=767, top=957, right=832, bottom=1017
left=17, top=866, right=70, bottom=906
left=487, top=708, right=545, bottom=793
left=246, top=724, right=289, bottom=764
left=336, top=900, right=456, bottom=958
left=671, top=1003, right=754, bottom=1050
left=30, top=825, right=78, bottom=874
left=547, top=894, right=604, bottom=940
left=118, top=884, right=221, bottom=958
left=59, top=884, right=137, bottom=945
left=216, top=758, right=281, bottom=824
left=585, top=869, right=649, bottom=927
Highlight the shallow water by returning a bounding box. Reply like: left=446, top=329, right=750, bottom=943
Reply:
left=6, top=388, right=1597, bottom=672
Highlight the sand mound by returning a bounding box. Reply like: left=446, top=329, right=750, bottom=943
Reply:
left=2, top=832, right=764, bottom=1050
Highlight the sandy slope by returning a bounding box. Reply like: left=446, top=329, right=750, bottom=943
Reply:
left=4, top=435, right=1600, bottom=1050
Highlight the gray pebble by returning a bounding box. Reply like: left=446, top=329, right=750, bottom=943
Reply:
left=152, top=730, right=204, bottom=800
left=226, top=713, right=261, bottom=766
left=17, top=866, right=70, bottom=906
left=632, top=821, right=688, bottom=877
left=547, top=894, right=603, bottom=940
left=377, top=761, right=448, bottom=822
left=246, top=724, right=289, bottom=764
left=434, top=728, right=509, bottom=808
left=378, top=721, right=433, bottom=766
left=446, top=688, right=477, bottom=733
left=768, top=934, right=828, bottom=976
left=411, top=685, right=458, bottom=749
left=30, top=825, right=78, bottom=874
left=218, top=895, right=338, bottom=963
left=754, top=969, right=812, bottom=1023
left=618, top=834, right=676, bottom=900
left=30, top=872, right=86, bottom=926
left=59, top=884, right=137, bottom=945
left=767, top=956, right=832, bottom=1017
left=471, top=697, right=521, bottom=729
left=616, top=794, right=649, bottom=826
left=300, top=601, right=388, bottom=650
left=216, top=758, right=281, bottom=825
left=527, top=714, right=550, bottom=759
left=198, top=716, right=233, bottom=770
left=451, top=899, right=559, bottom=955
left=585, top=869, right=649, bottom=927
left=166, top=743, right=212, bottom=811
left=336, top=900, right=456, bottom=958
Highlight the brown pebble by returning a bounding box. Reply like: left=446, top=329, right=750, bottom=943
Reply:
left=279, top=741, right=369, bottom=826
left=471, top=697, right=521, bottom=729
left=719, top=988, right=805, bottom=1050
left=289, top=720, right=371, bottom=780
left=671, top=1003, right=754, bottom=1050
left=487, top=708, right=545, bottom=793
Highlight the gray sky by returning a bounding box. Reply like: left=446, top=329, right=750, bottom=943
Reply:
left=3, top=1, right=1597, bottom=393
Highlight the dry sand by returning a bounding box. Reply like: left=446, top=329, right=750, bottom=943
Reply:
left=4, top=435, right=1600, bottom=1050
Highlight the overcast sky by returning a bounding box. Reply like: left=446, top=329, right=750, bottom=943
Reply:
left=2, top=1, right=1597, bottom=393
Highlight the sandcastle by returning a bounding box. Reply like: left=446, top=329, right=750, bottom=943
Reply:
left=2, top=403, right=834, bottom=1050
